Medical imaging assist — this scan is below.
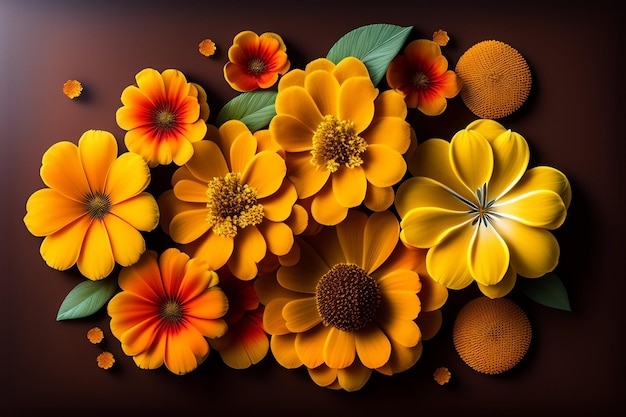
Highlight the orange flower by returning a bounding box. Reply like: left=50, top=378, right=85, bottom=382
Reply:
left=198, top=38, right=216, bottom=57
left=115, top=68, right=208, bottom=167
left=432, top=30, right=450, bottom=46
left=223, top=31, right=290, bottom=92
left=386, top=39, right=461, bottom=116
left=87, top=327, right=104, bottom=344
left=96, top=352, right=115, bottom=369
left=433, top=366, right=451, bottom=385
left=107, top=248, right=228, bottom=375
left=62, top=79, right=82, bottom=99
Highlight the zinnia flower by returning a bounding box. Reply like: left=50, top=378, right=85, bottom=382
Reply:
left=395, top=119, right=572, bottom=298
left=269, top=56, right=411, bottom=226
left=386, top=39, right=461, bottom=116
left=158, top=120, right=306, bottom=280
left=115, top=68, right=208, bottom=167
left=107, top=248, right=228, bottom=375
left=223, top=30, right=290, bottom=92
left=254, top=210, right=448, bottom=391
left=23, top=130, right=159, bottom=280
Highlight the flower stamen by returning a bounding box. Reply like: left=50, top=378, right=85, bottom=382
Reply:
left=247, top=58, right=267, bottom=76
left=160, top=299, right=184, bottom=324
left=84, top=192, right=111, bottom=220
left=155, top=108, right=176, bottom=128
left=412, top=72, right=430, bottom=89
left=310, top=115, right=368, bottom=172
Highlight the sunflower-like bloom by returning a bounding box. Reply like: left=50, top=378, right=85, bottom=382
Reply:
left=396, top=119, right=572, bottom=298
left=255, top=210, right=449, bottom=391
left=107, top=248, right=228, bottom=375
left=158, top=120, right=307, bottom=280
left=116, top=68, right=208, bottom=167
left=269, top=57, right=411, bottom=226
left=386, top=39, right=461, bottom=116
left=209, top=266, right=269, bottom=369
left=23, top=130, right=159, bottom=280
left=223, top=31, right=291, bottom=92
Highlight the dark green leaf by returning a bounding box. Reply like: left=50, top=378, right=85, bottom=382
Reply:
left=216, top=90, right=277, bottom=132
left=56, top=277, right=118, bottom=321
left=519, top=272, right=572, bottom=311
left=326, top=23, right=413, bottom=86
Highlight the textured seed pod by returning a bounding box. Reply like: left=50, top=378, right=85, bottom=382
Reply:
left=455, top=40, right=532, bottom=119
left=453, top=296, right=532, bottom=375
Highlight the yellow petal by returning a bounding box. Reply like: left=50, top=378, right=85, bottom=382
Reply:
left=362, top=117, right=411, bottom=153
left=173, top=179, right=208, bottom=203
left=449, top=129, right=493, bottom=193
left=227, top=226, right=266, bottom=280
left=187, top=231, right=233, bottom=272
left=270, top=334, right=303, bottom=368
left=186, top=140, right=229, bottom=183
left=270, top=114, right=316, bottom=152
left=257, top=221, right=294, bottom=256
left=24, top=189, right=86, bottom=236
left=77, top=220, right=115, bottom=280
left=364, top=184, right=394, bottom=212
left=466, top=119, right=508, bottom=141
left=169, top=208, right=211, bottom=244
left=285, top=151, right=330, bottom=198
left=277, top=238, right=327, bottom=293
left=335, top=210, right=366, bottom=265
left=337, top=360, right=371, bottom=392
left=40, top=141, right=89, bottom=201
left=163, top=325, right=209, bottom=375
left=106, top=152, right=151, bottom=204
left=78, top=130, right=118, bottom=192
left=311, top=183, right=348, bottom=226
left=376, top=340, right=422, bottom=375
left=242, top=151, right=286, bottom=198
left=426, top=225, right=475, bottom=289
left=295, top=324, right=329, bottom=368
left=333, top=56, right=370, bottom=82
left=275, top=86, right=324, bottom=132
left=376, top=269, right=420, bottom=293
left=39, top=216, right=90, bottom=271
left=331, top=166, right=366, bottom=208
left=338, top=77, right=377, bottom=133
left=262, top=298, right=291, bottom=335
left=355, top=325, right=392, bottom=369
left=283, top=297, right=320, bottom=333
left=493, top=190, right=567, bottom=229
left=488, top=129, right=529, bottom=200
left=104, top=214, right=146, bottom=267
left=477, top=265, right=517, bottom=298
left=361, top=211, right=399, bottom=273
left=501, top=166, right=572, bottom=210
left=260, top=180, right=297, bottom=222
left=229, top=130, right=257, bottom=174
left=415, top=310, right=443, bottom=340
left=401, top=206, right=472, bottom=248
left=304, top=69, right=339, bottom=116
left=323, top=327, right=356, bottom=369
left=378, top=316, right=420, bottom=347
left=395, top=176, right=470, bottom=219
left=184, top=289, right=228, bottom=321
left=468, top=223, right=509, bottom=286
left=308, top=364, right=338, bottom=387
left=380, top=289, right=421, bottom=321
left=416, top=272, right=449, bottom=313
left=372, top=89, right=408, bottom=119
left=361, top=144, right=407, bottom=188
left=119, top=315, right=160, bottom=356
left=110, top=193, right=159, bottom=232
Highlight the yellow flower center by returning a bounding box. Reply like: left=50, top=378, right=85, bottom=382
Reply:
left=205, top=172, right=264, bottom=237
left=315, top=263, right=381, bottom=332
left=160, top=299, right=184, bottom=323
left=412, top=72, right=430, bottom=89
left=84, top=192, right=111, bottom=220
left=310, top=115, right=368, bottom=173
left=155, top=109, right=176, bottom=128
left=247, top=58, right=267, bottom=76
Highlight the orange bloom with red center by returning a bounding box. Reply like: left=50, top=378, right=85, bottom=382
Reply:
left=116, top=68, right=208, bottom=167
left=224, top=31, right=291, bottom=92
left=386, top=39, right=461, bottom=116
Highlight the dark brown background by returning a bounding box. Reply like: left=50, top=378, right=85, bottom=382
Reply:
left=1, top=0, right=624, bottom=416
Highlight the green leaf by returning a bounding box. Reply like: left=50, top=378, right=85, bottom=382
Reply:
left=216, top=90, right=277, bottom=132
left=519, top=272, right=572, bottom=311
left=56, top=277, right=118, bottom=321
left=326, top=23, right=413, bottom=86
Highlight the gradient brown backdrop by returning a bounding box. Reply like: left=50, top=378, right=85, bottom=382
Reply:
left=1, top=0, right=624, bottom=416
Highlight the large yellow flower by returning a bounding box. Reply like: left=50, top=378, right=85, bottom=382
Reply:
left=396, top=119, right=572, bottom=298
left=269, top=57, right=411, bottom=226
left=107, top=248, right=228, bottom=375
left=116, top=68, right=208, bottom=167
left=158, top=120, right=307, bottom=280
left=254, top=210, right=448, bottom=391
left=23, top=130, right=159, bottom=280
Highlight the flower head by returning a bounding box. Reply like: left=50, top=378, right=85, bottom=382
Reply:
left=23, top=130, right=159, bottom=280
left=432, top=30, right=450, bottom=46
left=87, top=327, right=104, bottom=344
left=386, top=39, right=461, bottom=116
left=158, top=121, right=306, bottom=280
left=433, top=366, right=451, bottom=385
left=396, top=119, right=571, bottom=298
left=96, top=352, right=115, bottom=369
left=224, top=31, right=290, bottom=92
left=269, top=57, right=412, bottom=225
left=198, top=38, right=217, bottom=57
left=255, top=210, right=448, bottom=391
left=116, top=68, right=208, bottom=167
left=107, top=248, right=228, bottom=375
left=62, top=79, right=83, bottom=99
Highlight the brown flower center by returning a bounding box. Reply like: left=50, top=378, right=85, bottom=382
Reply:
left=247, top=58, right=267, bottom=76
left=316, top=263, right=381, bottom=332
left=205, top=172, right=264, bottom=237
left=412, top=72, right=430, bottom=89
left=84, top=192, right=111, bottom=220
left=310, top=115, right=368, bottom=173
left=160, top=299, right=184, bottom=323
left=155, top=109, right=176, bottom=128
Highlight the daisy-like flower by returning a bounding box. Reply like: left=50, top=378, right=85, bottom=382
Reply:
left=254, top=210, right=449, bottom=391
left=107, top=248, right=228, bottom=375
left=386, top=39, right=461, bottom=116
left=23, top=130, right=159, bottom=280
left=158, top=120, right=307, bottom=280
left=395, top=119, right=572, bottom=298
left=269, top=57, right=412, bottom=226
left=223, top=30, right=291, bottom=92
left=209, top=266, right=269, bottom=369
left=115, top=68, right=208, bottom=167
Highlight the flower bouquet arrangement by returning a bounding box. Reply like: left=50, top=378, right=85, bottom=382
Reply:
left=24, top=23, right=571, bottom=391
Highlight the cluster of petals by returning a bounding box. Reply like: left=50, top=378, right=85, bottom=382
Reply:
left=116, top=68, right=208, bottom=167
left=158, top=119, right=307, bottom=280
left=386, top=39, right=461, bottom=116
left=23, top=130, right=159, bottom=280
left=224, top=31, right=291, bottom=92
left=395, top=119, right=571, bottom=298
left=107, top=248, right=228, bottom=375
left=269, top=56, right=412, bottom=226
left=254, top=210, right=448, bottom=391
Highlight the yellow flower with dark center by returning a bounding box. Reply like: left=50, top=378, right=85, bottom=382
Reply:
left=269, top=57, right=411, bottom=226
left=158, top=120, right=307, bottom=280
left=254, top=210, right=448, bottom=391
left=396, top=119, right=571, bottom=298
left=23, top=130, right=159, bottom=280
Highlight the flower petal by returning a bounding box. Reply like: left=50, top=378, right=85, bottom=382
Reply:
left=275, top=86, right=324, bottom=132
left=488, top=129, right=530, bottom=200
left=163, top=324, right=210, bottom=375
left=468, top=223, right=509, bottom=286
left=450, top=128, right=494, bottom=193
left=169, top=208, right=211, bottom=244
left=260, top=180, right=297, bottom=222
left=227, top=226, right=266, bottom=280
left=187, top=231, right=234, bottom=272
left=311, top=183, right=348, bottom=226
left=362, top=144, right=407, bottom=188
left=323, top=327, right=356, bottom=369
left=106, top=152, right=151, bottom=204
left=242, top=151, right=286, bottom=198
left=335, top=210, right=366, bottom=265
left=104, top=214, right=146, bottom=267
left=283, top=297, right=321, bottom=333
left=338, top=77, right=377, bottom=133
left=331, top=166, right=366, bottom=208
left=426, top=225, right=475, bottom=289
left=40, top=141, right=89, bottom=201
left=401, top=206, right=472, bottom=248
left=364, top=184, right=394, bottom=212
left=355, top=325, right=391, bottom=369
left=270, top=333, right=302, bottom=368
left=304, top=69, right=339, bottom=116
left=186, top=140, right=229, bottom=183
left=361, top=211, right=399, bottom=274
left=24, top=189, right=86, bottom=236
left=501, top=166, right=572, bottom=210
left=257, top=221, right=294, bottom=256
left=78, top=130, right=118, bottom=192
left=362, top=117, right=411, bottom=153
left=308, top=364, right=338, bottom=387
left=277, top=238, right=327, bottom=293
left=77, top=220, right=115, bottom=279
left=110, top=193, right=159, bottom=232
left=493, top=190, right=567, bottom=229
left=395, top=176, right=470, bottom=219
left=477, top=265, right=517, bottom=298
left=39, top=215, right=90, bottom=271
left=285, top=151, right=330, bottom=198
left=337, top=361, right=371, bottom=392
left=295, top=324, right=329, bottom=368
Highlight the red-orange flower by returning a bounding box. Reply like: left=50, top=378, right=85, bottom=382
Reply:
left=386, top=39, right=461, bottom=116
left=223, top=31, right=290, bottom=92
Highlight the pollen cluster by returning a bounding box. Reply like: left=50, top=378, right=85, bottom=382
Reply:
left=84, top=192, right=111, bottom=220
left=310, top=115, right=368, bottom=172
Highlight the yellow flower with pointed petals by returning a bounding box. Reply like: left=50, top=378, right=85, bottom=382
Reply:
left=254, top=210, right=448, bottom=391
left=158, top=120, right=307, bottom=280
left=23, top=130, right=159, bottom=280
left=269, top=57, right=412, bottom=226
left=396, top=119, right=572, bottom=298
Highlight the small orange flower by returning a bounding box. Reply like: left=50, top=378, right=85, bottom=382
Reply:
left=386, top=39, right=461, bottom=116
left=223, top=31, right=290, bottom=92
left=87, top=327, right=104, bottom=344
left=62, top=79, right=82, bottom=99
left=198, top=38, right=217, bottom=57
left=433, top=366, right=451, bottom=385
left=432, top=30, right=450, bottom=46
left=96, top=352, right=115, bottom=369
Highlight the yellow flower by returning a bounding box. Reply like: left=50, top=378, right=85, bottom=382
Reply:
left=158, top=121, right=307, bottom=280
left=269, top=57, right=411, bottom=225
left=107, top=248, right=228, bottom=375
left=396, top=119, right=571, bottom=298
left=198, top=38, right=217, bottom=57
left=96, top=352, right=115, bottom=369
left=62, top=79, right=83, bottom=99
left=254, top=210, right=448, bottom=391
left=87, top=327, right=104, bottom=344
left=115, top=68, right=208, bottom=167
left=23, top=130, right=160, bottom=280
